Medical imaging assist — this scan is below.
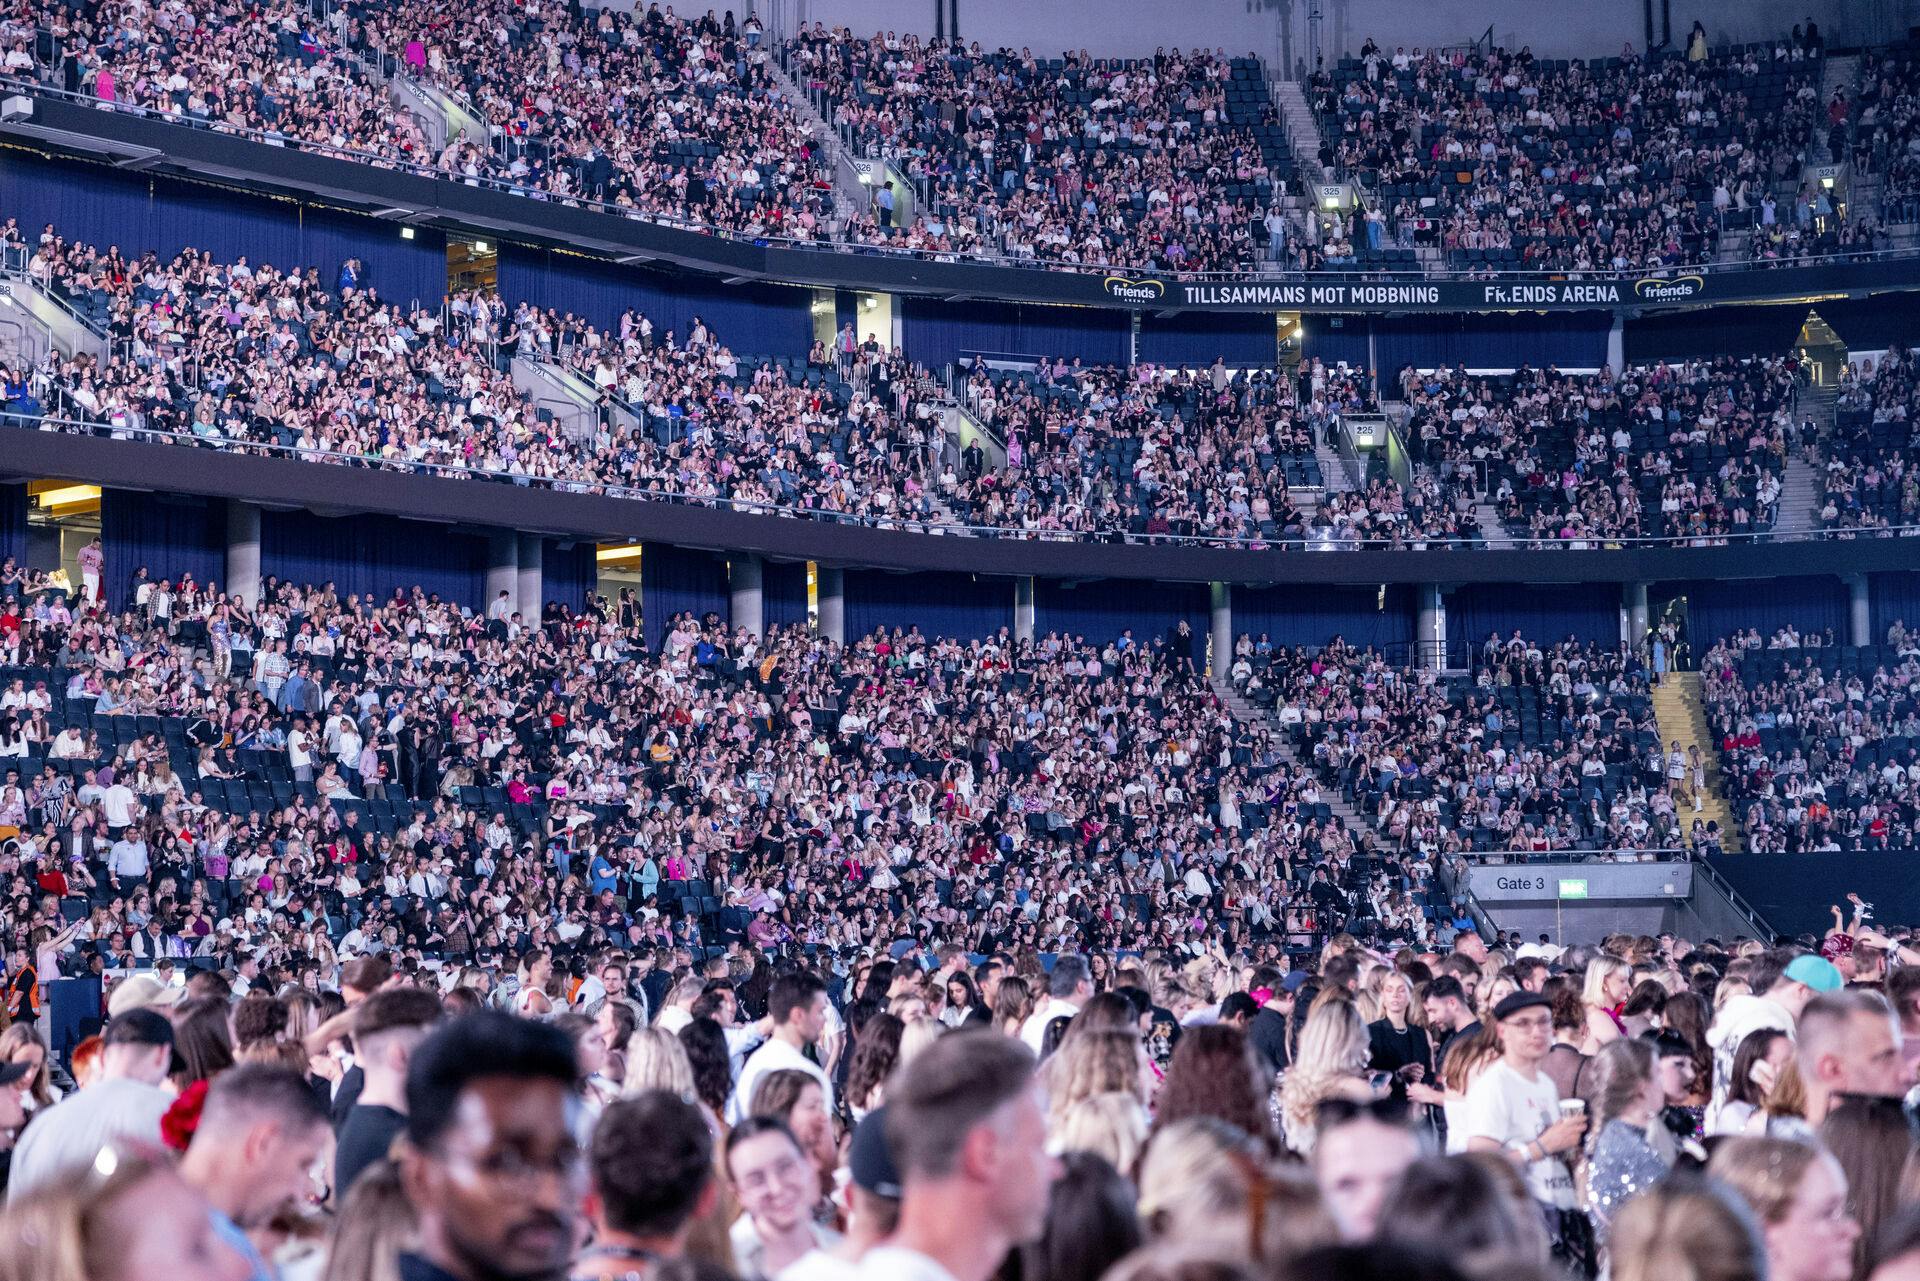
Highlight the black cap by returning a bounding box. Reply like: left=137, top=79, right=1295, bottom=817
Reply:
left=848, top=1107, right=902, bottom=1199
left=102, top=1006, right=175, bottom=1049
left=1647, top=1030, right=1695, bottom=1060
left=1491, top=991, right=1553, bottom=1021
left=0, top=1061, right=30, bottom=1087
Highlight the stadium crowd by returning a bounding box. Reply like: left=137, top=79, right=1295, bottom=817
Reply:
left=1701, top=623, right=1920, bottom=854
left=1233, top=630, right=1731, bottom=858
left=1401, top=355, right=1798, bottom=546
left=1824, top=351, right=1920, bottom=536
left=2, top=733, right=1920, bottom=1281
left=0, top=218, right=1510, bottom=548
left=783, top=31, right=1284, bottom=273
left=1313, top=37, right=1823, bottom=273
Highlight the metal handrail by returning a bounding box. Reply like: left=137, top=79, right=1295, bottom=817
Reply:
left=12, top=77, right=1920, bottom=288
left=11, top=412, right=1920, bottom=552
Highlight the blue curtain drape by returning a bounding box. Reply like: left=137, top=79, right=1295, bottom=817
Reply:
left=543, top=541, right=599, bottom=616
left=1036, top=579, right=1208, bottom=652
left=99, top=489, right=225, bottom=610
left=1236, top=584, right=1413, bottom=653
left=1373, top=313, right=1612, bottom=374
left=1298, top=315, right=1370, bottom=370
left=1652, top=575, right=1849, bottom=648
left=1446, top=582, right=1622, bottom=650
left=1872, top=572, right=1920, bottom=640
left=765, top=560, right=811, bottom=632
left=845, top=570, right=1013, bottom=643
left=899, top=296, right=1130, bottom=369
left=642, top=544, right=728, bottom=650
left=1137, top=313, right=1275, bottom=367
left=498, top=245, right=812, bottom=358
left=1624, top=306, right=1811, bottom=363
left=0, top=158, right=446, bottom=308
left=260, top=510, right=485, bottom=607
left=0, top=484, right=24, bottom=576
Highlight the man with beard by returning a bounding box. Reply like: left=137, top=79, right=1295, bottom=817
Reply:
left=398, top=1013, right=585, bottom=1281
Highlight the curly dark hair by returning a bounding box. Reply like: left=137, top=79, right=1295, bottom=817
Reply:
left=846, top=1013, right=905, bottom=1112
left=1149, top=1024, right=1276, bottom=1152
left=677, top=1016, right=734, bottom=1118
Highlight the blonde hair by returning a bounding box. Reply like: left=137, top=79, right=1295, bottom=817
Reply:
left=1584, top=956, right=1630, bottom=1008
left=0, top=1147, right=184, bottom=1281
left=321, top=1159, right=417, bottom=1281
left=1278, top=995, right=1369, bottom=1149
left=896, top=1016, right=945, bottom=1069
left=1057, top=1092, right=1150, bottom=1176
left=1046, top=1029, right=1147, bottom=1128
left=621, top=1027, right=696, bottom=1100
left=1609, top=1178, right=1766, bottom=1281
left=1709, top=1137, right=1832, bottom=1225
left=1137, top=1118, right=1336, bottom=1264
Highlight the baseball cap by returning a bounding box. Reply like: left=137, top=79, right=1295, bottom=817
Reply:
left=1784, top=954, right=1844, bottom=993
left=0, top=1061, right=31, bottom=1088
left=102, top=1007, right=175, bottom=1049
left=848, top=1107, right=901, bottom=1200
left=107, top=973, right=184, bottom=1018
left=1491, top=991, right=1553, bottom=1021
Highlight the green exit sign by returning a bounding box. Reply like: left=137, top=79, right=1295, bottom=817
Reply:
left=1558, top=879, right=1590, bottom=900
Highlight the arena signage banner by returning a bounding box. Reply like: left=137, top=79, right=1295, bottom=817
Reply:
left=1463, top=862, right=1694, bottom=903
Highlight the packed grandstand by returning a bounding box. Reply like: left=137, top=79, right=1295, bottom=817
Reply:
left=0, top=3, right=1919, bottom=1281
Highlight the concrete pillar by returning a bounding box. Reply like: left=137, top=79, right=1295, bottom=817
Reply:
left=1209, top=581, right=1232, bottom=680
left=1014, top=577, right=1036, bottom=645
left=485, top=531, right=519, bottom=617
left=517, top=533, right=544, bottom=621
left=817, top=566, right=845, bottom=644
left=1416, top=583, right=1445, bottom=670
left=1624, top=581, right=1650, bottom=651
left=1607, top=314, right=1625, bottom=374
left=1848, top=573, right=1872, bottom=648
left=224, top=500, right=261, bottom=605
left=729, top=554, right=764, bottom=639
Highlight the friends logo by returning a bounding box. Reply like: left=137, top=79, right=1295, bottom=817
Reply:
left=1632, top=274, right=1706, bottom=303
left=1103, top=275, right=1167, bottom=303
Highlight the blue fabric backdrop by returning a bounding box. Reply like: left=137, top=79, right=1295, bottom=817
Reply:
left=1137, top=313, right=1275, bottom=367
left=0, top=157, right=447, bottom=308
left=1036, top=579, right=1208, bottom=651
left=765, top=560, right=812, bottom=632
left=543, top=540, right=599, bottom=616
left=0, top=484, right=24, bottom=576
left=1446, top=582, right=1622, bottom=650
left=845, top=570, right=1013, bottom=643
left=1373, top=313, right=1612, bottom=373
left=1652, top=575, right=1849, bottom=648
left=1298, top=315, right=1370, bottom=370
left=1236, top=584, right=1414, bottom=652
left=498, top=246, right=813, bottom=358
left=642, top=544, right=728, bottom=650
left=899, top=296, right=1131, bottom=369
left=1871, top=572, right=1920, bottom=640
left=99, top=489, right=226, bottom=610
left=260, top=510, right=485, bottom=607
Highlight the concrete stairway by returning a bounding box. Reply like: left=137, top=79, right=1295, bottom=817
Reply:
left=1775, top=455, right=1826, bottom=534
left=763, top=56, right=867, bottom=222
left=1314, top=435, right=1360, bottom=494
left=1811, top=54, right=1863, bottom=167
left=1470, top=501, right=1510, bottom=547
left=1650, top=672, right=1746, bottom=853
left=1211, top=677, right=1371, bottom=835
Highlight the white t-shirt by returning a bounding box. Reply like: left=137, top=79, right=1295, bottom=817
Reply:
left=1460, top=1059, right=1575, bottom=1208
left=288, top=729, right=311, bottom=768
left=728, top=1036, right=832, bottom=1125
left=10, top=1078, right=171, bottom=1197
